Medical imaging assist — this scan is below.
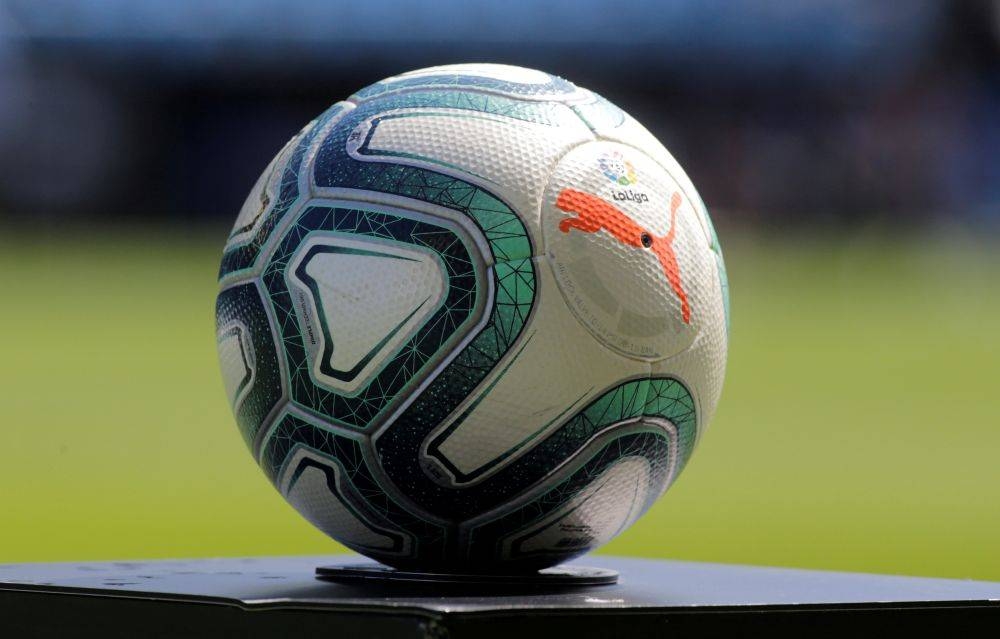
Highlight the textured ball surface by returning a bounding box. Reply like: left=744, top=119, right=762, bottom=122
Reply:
left=215, top=64, right=729, bottom=571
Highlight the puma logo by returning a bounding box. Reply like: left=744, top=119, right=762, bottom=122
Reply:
left=556, top=188, right=691, bottom=324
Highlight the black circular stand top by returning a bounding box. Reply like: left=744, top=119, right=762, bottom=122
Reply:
left=315, top=563, right=619, bottom=588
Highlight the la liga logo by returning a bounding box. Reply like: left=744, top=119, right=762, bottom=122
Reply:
left=599, top=151, right=648, bottom=204
left=598, top=151, right=637, bottom=186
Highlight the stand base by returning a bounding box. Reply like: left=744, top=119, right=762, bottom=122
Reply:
left=315, top=562, right=618, bottom=587
left=2, top=555, right=998, bottom=638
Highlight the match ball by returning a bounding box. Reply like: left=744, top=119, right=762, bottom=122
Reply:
left=215, top=64, right=729, bottom=571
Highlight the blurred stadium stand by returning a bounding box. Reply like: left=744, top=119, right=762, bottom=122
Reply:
left=0, top=0, right=996, bottom=227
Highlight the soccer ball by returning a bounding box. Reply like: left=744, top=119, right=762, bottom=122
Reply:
left=215, top=64, right=729, bottom=572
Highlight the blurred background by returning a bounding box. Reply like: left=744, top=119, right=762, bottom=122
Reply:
left=1, top=0, right=998, bottom=579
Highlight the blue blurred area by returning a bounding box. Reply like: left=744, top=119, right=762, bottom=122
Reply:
left=0, top=1, right=938, bottom=69
left=0, top=0, right=996, bottom=227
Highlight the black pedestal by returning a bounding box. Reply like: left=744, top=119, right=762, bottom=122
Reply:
left=1, top=555, right=997, bottom=637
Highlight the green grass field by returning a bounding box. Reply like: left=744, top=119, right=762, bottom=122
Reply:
left=1, top=227, right=998, bottom=580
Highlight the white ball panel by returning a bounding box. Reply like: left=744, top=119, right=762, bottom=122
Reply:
left=424, top=256, right=648, bottom=485
left=356, top=63, right=584, bottom=102
left=396, top=63, right=555, bottom=86
left=216, top=320, right=255, bottom=410
left=280, top=448, right=411, bottom=555
left=343, top=106, right=593, bottom=246
left=652, top=296, right=728, bottom=440
left=541, top=141, right=719, bottom=362
left=286, top=233, right=449, bottom=395
left=501, top=455, right=651, bottom=558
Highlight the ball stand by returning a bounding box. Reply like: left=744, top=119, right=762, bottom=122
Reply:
left=315, top=562, right=619, bottom=589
